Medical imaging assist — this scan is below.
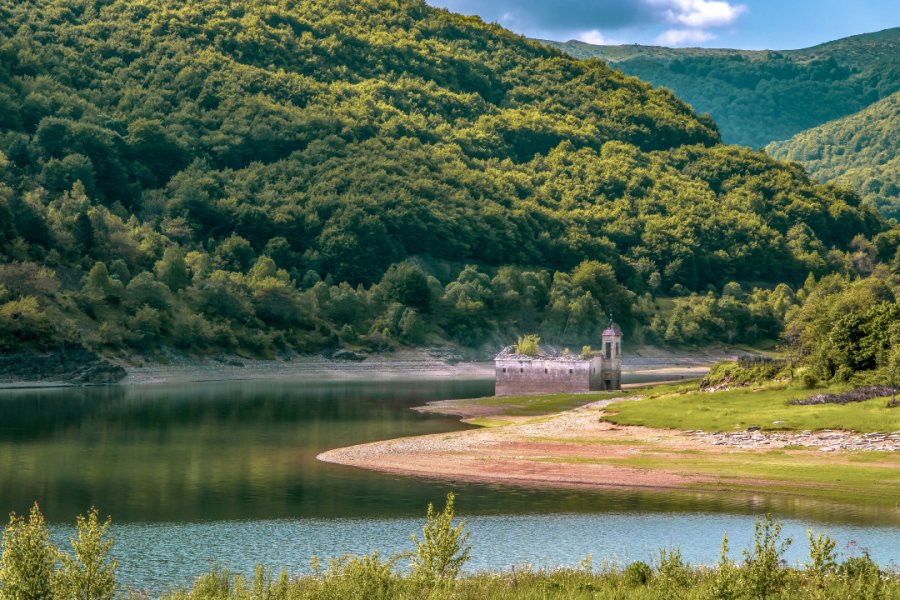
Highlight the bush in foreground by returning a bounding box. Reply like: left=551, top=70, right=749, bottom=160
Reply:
left=2, top=502, right=898, bottom=599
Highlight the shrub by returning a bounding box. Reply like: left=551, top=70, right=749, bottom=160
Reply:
left=514, top=335, right=541, bottom=356
left=323, top=552, right=398, bottom=600
left=0, top=503, right=57, bottom=600
left=801, top=371, right=819, bottom=388
left=742, top=514, right=791, bottom=599
left=838, top=553, right=883, bottom=600
left=623, top=560, right=652, bottom=586
left=806, top=529, right=837, bottom=580
left=710, top=534, right=740, bottom=600
left=55, top=508, right=117, bottom=600
left=657, top=547, right=691, bottom=588
left=409, top=492, right=471, bottom=585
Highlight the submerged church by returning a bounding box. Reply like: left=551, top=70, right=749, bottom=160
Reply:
left=494, top=320, right=622, bottom=396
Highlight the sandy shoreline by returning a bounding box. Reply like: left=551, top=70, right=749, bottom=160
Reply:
left=317, top=390, right=900, bottom=503
left=317, top=398, right=727, bottom=492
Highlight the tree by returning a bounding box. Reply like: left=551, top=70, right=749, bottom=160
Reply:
left=214, top=235, right=255, bottom=272
left=82, top=262, right=124, bottom=304
left=379, top=262, right=432, bottom=312
left=154, top=247, right=189, bottom=291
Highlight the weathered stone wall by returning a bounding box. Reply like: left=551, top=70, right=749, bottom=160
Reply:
left=598, top=369, right=621, bottom=391
left=495, top=358, right=591, bottom=396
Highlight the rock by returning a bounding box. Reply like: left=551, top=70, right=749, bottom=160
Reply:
left=747, top=426, right=761, bottom=432
left=72, top=364, right=127, bottom=385
left=772, top=421, right=785, bottom=427
left=330, top=350, right=367, bottom=362
left=0, top=346, right=126, bottom=385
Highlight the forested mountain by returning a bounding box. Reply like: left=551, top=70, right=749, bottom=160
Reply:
left=766, top=92, right=899, bottom=219
left=546, top=29, right=900, bottom=149
left=0, top=0, right=894, bottom=358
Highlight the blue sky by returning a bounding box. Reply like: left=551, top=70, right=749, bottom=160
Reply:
left=426, top=0, right=899, bottom=49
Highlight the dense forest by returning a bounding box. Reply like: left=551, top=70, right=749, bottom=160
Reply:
left=547, top=28, right=900, bottom=149
left=767, top=92, right=899, bottom=219
left=0, top=0, right=896, bottom=368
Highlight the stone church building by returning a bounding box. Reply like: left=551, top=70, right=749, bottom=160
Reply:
left=494, top=321, right=622, bottom=396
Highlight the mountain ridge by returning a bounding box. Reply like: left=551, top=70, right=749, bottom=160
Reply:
left=543, top=28, right=900, bottom=149
left=766, top=91, right=899, bottom=219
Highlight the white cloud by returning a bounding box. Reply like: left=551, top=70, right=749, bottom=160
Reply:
left=654, top=0, right=747, bottom=28
left=577, top=29, right=610, bottom=45
left=655, top=28, right=716, bottom=46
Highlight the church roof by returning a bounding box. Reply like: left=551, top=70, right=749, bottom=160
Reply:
left=602, top=320, right=623, bottom=336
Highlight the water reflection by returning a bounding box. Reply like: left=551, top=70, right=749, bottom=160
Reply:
left=0, top=379, right=898, bottom=528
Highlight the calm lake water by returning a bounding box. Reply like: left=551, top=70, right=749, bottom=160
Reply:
left=1, top=378, right=898, bottom=593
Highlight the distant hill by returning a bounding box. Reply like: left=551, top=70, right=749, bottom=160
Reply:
left=767, top=92, right=899, bottom=219
left=545, top=28, right=900, bottom=148
left=0, top=0, right=890, bottom=357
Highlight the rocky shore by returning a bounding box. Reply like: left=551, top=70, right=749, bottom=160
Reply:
left=692, top=429, right=900, bottom=452
left=0, top=347, right=126, bottom=386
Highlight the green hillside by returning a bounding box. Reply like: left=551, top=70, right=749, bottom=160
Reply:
left=0, top=0, right=892, bottom=358
left=767, top=92, right=899, bottom=219
left=546, top=29, right=900, bottom=149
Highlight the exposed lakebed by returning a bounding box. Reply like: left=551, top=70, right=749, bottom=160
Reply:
left=1, top=377, right=897, bottom=593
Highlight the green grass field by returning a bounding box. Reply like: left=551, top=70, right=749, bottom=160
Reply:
left=536, top=449, right=900, bottom=508
left=602, top=383, right=900, bottom=433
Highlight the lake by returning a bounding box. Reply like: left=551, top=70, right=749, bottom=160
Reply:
left=1, top=378, right=898, bottom=593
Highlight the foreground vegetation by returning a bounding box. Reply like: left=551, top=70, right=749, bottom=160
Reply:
left=0, top=0, right=896, bottom=359
left=2, top=497, right=899, bottom=599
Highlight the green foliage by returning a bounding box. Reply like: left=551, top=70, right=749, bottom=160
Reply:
left=656, top=547, right=692, bottom=588
left=806, top=530, right=838, bottom=582
left=0, top=0, right=892, bottom=358
left=742, top=514, right=792, bottom=599
left=767, top=92, right=900, bottom=219
left=700, top=360, right=789, bottom=389
left=322, top=552, right=398, bottom=600
left=549, top=29, right=900, bottom=149
left=623, top=560, right=652, bottom=586
left=515, top=335, right=541, bottom=356
left=409, top=492, right=471, bottom=585
left=784, top=274, right=899, bottom=382
left=710, top=535, right=740, bottom=600
left=0, top=504, right=56, bottom=600
left=160, top=510, right=898, bottom=599
left=1, top=506, right=117, bottom=600
left=55, top=509, right=117, bottom=600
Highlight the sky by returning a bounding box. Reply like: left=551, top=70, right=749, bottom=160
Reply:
left=426, top=0, right=900, bottom=49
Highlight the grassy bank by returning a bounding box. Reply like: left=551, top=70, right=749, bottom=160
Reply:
left=404, top=380, right=900, bottom=509
left=422, top=383, right=684, bottom=424
left=171, top=562, right=900, bottom=600
left=601, top=382, right=900, bottom=433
